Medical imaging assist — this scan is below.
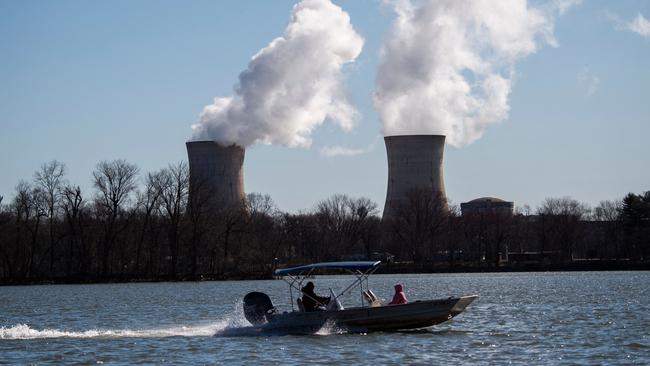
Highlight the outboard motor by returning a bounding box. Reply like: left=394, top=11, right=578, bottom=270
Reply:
left=243, top=292, right=275, bottom=326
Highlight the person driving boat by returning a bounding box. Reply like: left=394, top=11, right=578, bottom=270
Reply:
left=301, top=281, right=330, bottom=311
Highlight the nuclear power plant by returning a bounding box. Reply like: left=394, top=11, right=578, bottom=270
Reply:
left=186, top=141, right=245, bottom=211
left=382, top=135, right=448, bottom=221
left=185, top=134, right=449, bottom=218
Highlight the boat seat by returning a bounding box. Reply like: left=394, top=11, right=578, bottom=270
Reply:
left=363, top=290, right=383, bottom=307
left=296, top=298, right=306, bottom=312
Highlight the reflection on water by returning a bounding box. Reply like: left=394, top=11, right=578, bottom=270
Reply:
left=1, top=272, right=648, bottom=364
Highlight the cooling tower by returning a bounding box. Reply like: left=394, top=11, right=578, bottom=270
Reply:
left=382, top=135, right=448, bottom=221
left=186, top=141, right=245, bottom=211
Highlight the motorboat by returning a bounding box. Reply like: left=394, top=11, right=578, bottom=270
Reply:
left=242, top=261, right=477, bottom=333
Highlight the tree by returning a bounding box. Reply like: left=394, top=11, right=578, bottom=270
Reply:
left=592, top=199, right=623, bottom=259
left=537, top=197, right=590, bottom=263
left=619, top=192, right=650, bottom=260
left=212, top=204, right=247, bottom=276
left=388, top=189, right=448, bottom=262
left=61, top=185, right=87, bottom=277
left=241, top=193, right=282, bottom=274
left=347, top=197, right=380, bottom=257
left=315, top=194, right=378, bottom=259
left=282, top=212, right=321, bottom=263
left=510, top=204, right=535, bottom=255
left=0, top=195, right=11, bottom=278
left=93, top=159, right=139, bottom=277
left=34, top=160, right=67, bottom=275
left=150, top=162, right=189, bottom=278
left=11, top=181, right=48, bottom=278
left=461, top=209, right=513, bottom=268
left=135, top=174, right=162, bottom=277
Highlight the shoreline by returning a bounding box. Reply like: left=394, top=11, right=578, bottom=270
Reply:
left=2, top=261, right=648, bottom=286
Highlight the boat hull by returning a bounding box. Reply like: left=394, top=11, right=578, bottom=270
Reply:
left=263, top=295, right=477, bottom=333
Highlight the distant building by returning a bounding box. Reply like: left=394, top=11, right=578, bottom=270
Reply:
left=461, top=197, right=514, bottom=216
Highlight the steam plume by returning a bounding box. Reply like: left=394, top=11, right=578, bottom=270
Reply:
left=375, top=0, right=578, bottom=147
left=627, top=13, right=650, bottom=38
left=192, top=0, right=364, bottom=148
left=607, top=11, right=650, bottom=39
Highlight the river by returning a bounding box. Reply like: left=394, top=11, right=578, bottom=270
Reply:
left=1, top=271, right=648, bottom=364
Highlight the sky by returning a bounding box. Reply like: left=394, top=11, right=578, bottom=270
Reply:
left=1, top=0, right=649, bottom=214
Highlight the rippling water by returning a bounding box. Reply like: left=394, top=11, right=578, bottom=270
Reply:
left=1, top=272, right=648, bottom=364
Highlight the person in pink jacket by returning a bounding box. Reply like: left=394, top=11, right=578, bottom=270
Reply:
left=389, top=283, right=408, bottom=305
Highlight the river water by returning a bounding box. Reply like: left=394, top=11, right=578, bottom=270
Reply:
left=1, top=272, right=648, bottom=365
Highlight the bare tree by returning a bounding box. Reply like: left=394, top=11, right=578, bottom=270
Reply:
left=135, top=174, right=162, bottom=276
left=515, top=204, right=532, bottom=216
left=346, top=197, right=379, bottom=254
left=93, top=159, right=139, bottom=277
left=461, top=211, right=487, bottom=265
left=0, top=195, right=6, bottom=230
left=509, top=205, right=535, bottom=255
left=389, top=189, right=448, bottom=262
left=315, top=194, right=379, bottom=258
left=484, top=211, right=513, bottom=267
left=61, top=185, right=86, bottom=277
left=592, top=199, right=623, bottom=259
left=281, top=212, right=321, bottom=263
left=151, top=162, right=189, bottom=278
left=537, top=197, right=590, bottom=263
left=212, top=203, right=247, bottom=276
left=239, top=193, right=282, bottom=274
left=12, top=181, right=48, bottom=278
left=315, top=194, right=351, bottom=258
left=0, top=195, right=11, bottom=278
left=247, top=193, right=277, bottom=217
left=34, top=160, right=67, bottom=274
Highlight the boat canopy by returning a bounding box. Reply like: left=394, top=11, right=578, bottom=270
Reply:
left=274, top=261, right=381, bottom=276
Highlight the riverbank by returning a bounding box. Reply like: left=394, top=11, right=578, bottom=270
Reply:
left=2, top=260, right=649, bottom=286
left=375, top=260, right=650, bottom=274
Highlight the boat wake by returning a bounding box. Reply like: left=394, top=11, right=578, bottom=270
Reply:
left=0, top=321, right=236, bottom=340
left=0, top=316, right=347, bottom=340
left=1, top=307, right=254, bottom=340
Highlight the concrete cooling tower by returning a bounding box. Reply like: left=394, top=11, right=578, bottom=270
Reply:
left=186, top=141, right=245, bottom=211
left=382, top=135, right=448, bottom=221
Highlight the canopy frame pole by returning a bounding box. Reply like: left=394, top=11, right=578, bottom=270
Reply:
left=282, top=268, right=320, bottom=310
left=333, top=265, right=380, bottom=307
left=276, top=261, right=381, bottom=310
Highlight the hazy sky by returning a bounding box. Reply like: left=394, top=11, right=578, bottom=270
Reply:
left=1, top=0, right=649, bottom=213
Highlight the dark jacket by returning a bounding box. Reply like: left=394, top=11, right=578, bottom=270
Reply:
left=301, top=282, right=330, bottom=312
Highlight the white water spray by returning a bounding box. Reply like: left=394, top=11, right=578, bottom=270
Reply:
left=1, top=304, right=253, bottom=340
left=0, top=322, right=228, bottom=340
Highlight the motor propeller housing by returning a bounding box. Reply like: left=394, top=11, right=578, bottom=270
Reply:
left=243, top=292, right=275, bottom=326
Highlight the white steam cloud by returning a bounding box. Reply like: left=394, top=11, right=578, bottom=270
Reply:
left=192, top=0, right=364, bottom=147
left=627, top=13, right=650, bottom=38
left=607, top=11, right=650, bottom=39
left=375, top=0, right=578, bottom=147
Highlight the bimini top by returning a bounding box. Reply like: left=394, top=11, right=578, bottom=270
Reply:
left=274, top=261, right=381, bottom=276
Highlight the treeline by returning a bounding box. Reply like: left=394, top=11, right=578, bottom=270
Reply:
left=384, top=190, right=649, bottom=269
left=0, top=159, right=648, bottom=284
